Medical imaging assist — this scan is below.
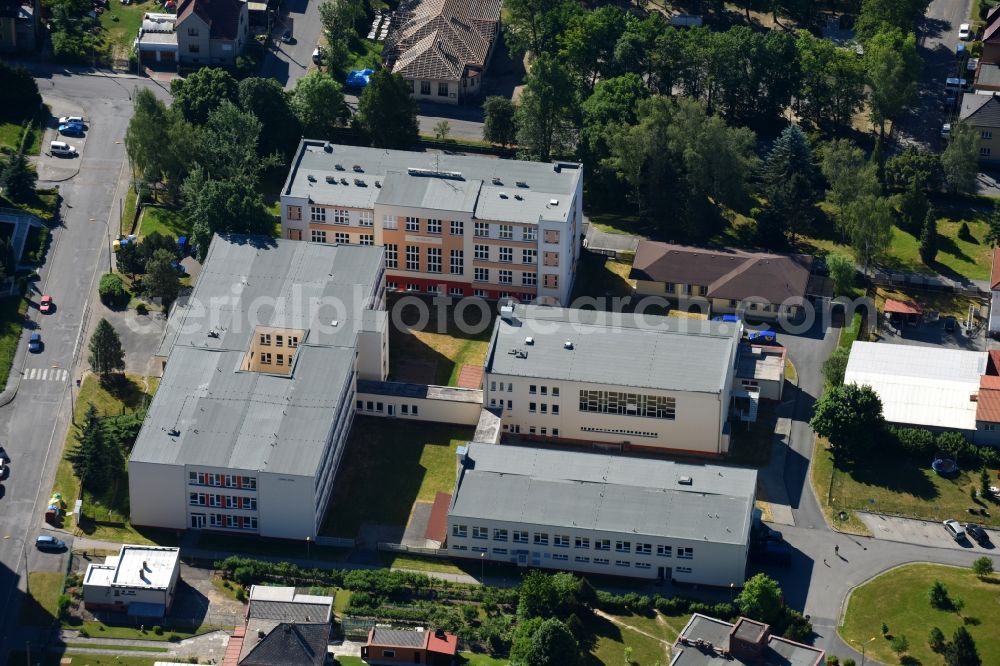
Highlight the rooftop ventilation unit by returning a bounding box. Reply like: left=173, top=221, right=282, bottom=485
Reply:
left=355, top=178, right=367, bottom=187
left=524, top=336, right=534, bottom=345
left=407, top=167, right=464, bottom=180
left=563, top=340, right=574, bottom=350
left=499, top=304, right=514, bottom=321
left=353, top=164, right=363, bottom=172
left=516, top=180, right=528, bottom=188
left=499, top=192, right=508, bottom=199
left=340, top=177, right=349, bottom=185
left=375, top=180, right=381, bottom=188
left=323, top=142, right=333, bottom=152
left=514, top=194, right=523, bottom=201
left=492, top=177, right=503, bottom=185
left=307, top=174, right=316, bottom=182
left=335, top=164, right=345, bottom=171
left=678, top=476, right=693, bottom=485
left=325, top=175, right=336, bottom=184
left=549, top=198, right=559, bottom=206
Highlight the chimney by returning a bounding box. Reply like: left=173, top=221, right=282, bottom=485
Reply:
left=258, top=629, right=266, bottom=640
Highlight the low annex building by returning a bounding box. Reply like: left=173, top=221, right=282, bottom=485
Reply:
left=129, top=235, right=387, bottom=539
left=82, top=545, right=181, bottom=618
left=630, top=241, right=816, bottom=320
left=483, top=304, right=742, bottom=455
left=447, top=443, right=757, bottom=586
left=361, top=626, right=458, bottom=665
left=671, top=614, right=824, bottom=665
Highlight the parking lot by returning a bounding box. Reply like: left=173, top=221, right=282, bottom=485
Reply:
left=859, top=513, right=998, bottom=552
left=875, top=312, right=987, bottom=351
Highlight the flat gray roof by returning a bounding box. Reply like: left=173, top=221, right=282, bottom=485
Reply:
left=131, top=235, right=385, bottom=476
left=282, top=140, right=582, bottom=225
left=450, top=443, right=756, bottom=545
left=485, top=305, right=739, bottom=394
left=671, top=614, right=824, bottom=666
left=357, top=380, right=483, bottom=403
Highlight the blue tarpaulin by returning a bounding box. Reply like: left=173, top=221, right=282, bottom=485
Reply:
left=127, top=602, right=166, bottom=618
left=346, top=69, right=374, bottom=88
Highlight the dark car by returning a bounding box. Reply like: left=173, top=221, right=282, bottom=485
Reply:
left=944, top=316, right=957, bottom=333
left=281, top=29, right=294, bottom=43
left=966, top=523, right=990, bottom=545
left=35, top=535, right=65, bottom=552
left=58, top=123, right=85, bottom=137
left=27, top=332, right=42, bottom=353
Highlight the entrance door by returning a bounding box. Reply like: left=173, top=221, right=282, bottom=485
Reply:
left=387, top=404, right=395, bottom=416
left=191, top=513, right=206, bottom=529
left=657, top=566, right=671, bottom=582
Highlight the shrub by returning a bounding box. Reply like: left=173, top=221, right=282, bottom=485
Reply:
left=929, top=580, right=950, bottom=610
left=235, top=587, right=246, bottom=602
left=98, top=273, right=129, bottom=309
left=79, top=629, right=89, bottom=637
left=843, top=660, right=856, bottom=666
left=888, top=427, right=936, bottom=458
left=136, top=302, right=148, bottom=315
left=890, top=634, right=909, bottom=655
left=825, top=657, right=840, bottom=665
left=655, top=596, right=691, bottom=615
left=153, top=625, right=163, bottom=635
left=57, top=594, right=72, bottom=620
left=929, top=626, right=946, bottom=652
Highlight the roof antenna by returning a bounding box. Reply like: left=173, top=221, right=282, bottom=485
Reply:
left=434, top=154, right=440, bottom=174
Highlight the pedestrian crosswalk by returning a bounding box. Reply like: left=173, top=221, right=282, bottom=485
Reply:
left=24, top=367, right=69, bottom=382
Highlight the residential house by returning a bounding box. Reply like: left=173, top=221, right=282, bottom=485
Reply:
left=280, top=140, right=583, bottom=305
left=982, top=5, right=1000, bottom=64
left=447, top=443, right=757, bottom=586
left=223, top=586, right=333, bottom=666
left=175, top=0, right=249, bottom=66
left=82, top=545, right=181, bottom=618
left=361, top=627, right=458, bottom=665
left=959, top=93, right=1000, bottom=163
left=629, top=241, right=817, bottom=320
left=135, top=12, right=179, bottom=67
left=672, top=614, right=824, bottom=665
left=990, top=248, right=1000, bottom=337
left=384, top=0, right=501, bottom=104
left=129, top=234, right=387, bottom=539
left=0, top=0, right=40, bottom=52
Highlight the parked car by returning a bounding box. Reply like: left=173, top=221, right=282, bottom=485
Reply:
left=966, top=523, right=990, bottom=545
left=58, top=123, right=85, bottom=137
left=39, top=295, right=53, bottom=314
left=956, top=42, right=967, bottom=58
left=711, top=314, right=739, bottom=323
left=27, top=332, right=41, bottom=353
left=941, top=123, right=952, bottom=138
left=944, top=315, right=956, bottom=332
left=35, top=535, right=65, bottom=552
left=281, top=29, right=293, bottom=43
left=945, top=77, right=970, bottom=92
left=944, top=519, right=966, bottom=542
left=969, top=57, right=980, bottom=72
left=49, top=141, right=77, bottom=157
left=960, top=23, right=972, bottom=40
left=312, top=47, right=323, bottom=64
left=58, top=115, right=85, bottom=126
left=748, top=329, right=777, bottom=344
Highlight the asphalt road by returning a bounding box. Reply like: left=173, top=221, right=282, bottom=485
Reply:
left=0, top=71, right=169, bottom=661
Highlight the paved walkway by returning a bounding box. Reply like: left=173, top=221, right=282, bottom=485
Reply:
left=58, top=628, right=230, bottom=661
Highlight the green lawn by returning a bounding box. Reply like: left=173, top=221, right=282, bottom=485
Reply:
left=380, top=552, right=468, bottom=574
left=71, top=620, right=226, bottom=641
left=321, top=416, right=474, bottom=537
left=875, top=286, right=984, bottom=321
left=138, top=206, right=189, bottom=239
left=121, top=185, right=138, bottom=236
left=10, top=653, right=162, bottom=666
left=334, top=658, right=366, bottom=666
left=62, top=643, right=169, bottom=652
left=459, top=653, right=508, bottom=665
left=0, top=295, right=28, bottom=396
left=195, top=531, right=352, bottom=562
left=0, top=113, right=44, bottom=155
left=585, top=612, right=672, bottom=666
left=347, top=38, right=383, bottom=72
left=0, top=122, right=22, bottom=151
left=570, top=251, right=635, bottom=302
left=388, top=295, right=494, bottom=386
left=100, top=0, right=160, bottom=59
left=841, top=563, right=1000, bottom=665
left=19, top=571, right=64, bottom=626
left=52, top=373, right=166, bottom=543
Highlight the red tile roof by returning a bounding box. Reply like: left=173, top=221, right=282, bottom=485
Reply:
left=223, top=625, right=245, bottom=666
left=992, top=247, right=1000, bottom=289
left=988, top=350, right=1000, bottom=376
left=428, top=630, right=458, bottom=655
left=883, top=298, right=922, bottom=315
left=977, top=384, right=1000, bottom=422
left=424, top=491, right=451, bottom=543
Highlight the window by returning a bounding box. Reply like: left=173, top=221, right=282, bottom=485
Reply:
left=543, top=251, right=559, bottom=267
left=544, top=229, right=560, bottom=244
left=543, top=274, right=559, bottom=289
left=401, top=404, right=409, bottom=414
left=552, top=553, right=568, bottom=561
left=499, top=247, right=513, bottom=263
left=636, top=562, right=651, bottom=570
left=452, top=524, right=468, bottom=538
left=575, top=556, right=590, bottom=563
left=594, top=557, right=610, bottom=565
left=427, top=218, right=442, bottom=234
left=985, top=424, right=997, bottom=431
left=311, top=229, right=327, bottom=243
left=420, top=81, right=431, bottom=95
left=579, top=389, right=676, bottom=420
left=513, top=530, right=529, bottom=544
left=427, top=247, right=442, bottom=273
left=554, top=534, right=570, bottom=547
left=494, top=528, right=508, bottom=541
left=493, top=548, right=508, bottom=555
left=382, top=244, right=398, bottom=270
left=286, top=205, right=301, bottom=220
left=552, top=428, right=559, bottom=436
left=496, top=224, right=512, bottom=239
left=529, top=402, right=537, bottom=413
left=311, top=206, right=326, bottom=222
left=274, top=335, right=283, bottom=348
left=474, top=289, right=488, bottom=297
left=405, top=216, right=420, bottom=232
left=474, top=222, right=489, bottom=237
left=574, top=537, right=590, bottom=550
left=615, top=541, right=631, bottom=553
left=275, top=354, right=284, bottom=366
left=676, top=566, right=692, bottom=574
left=333, top=209, right=349, bottom=225
left=450, top=250, right=464, bottom=274
left=188, top=44, right=200, bottom=53
left=359, top=210, right=373, bottom=227
left=243, top=476, right=257, bottom=490
left=471, top=546, right=488, bottom=553
left=189, top=493, right=205, bottom=506
left=412, top=405, right=418, bottom=415
left=984, top=130, right=994, bottom=139
left=359, top=234, right=374, bottom=246
left=616, top=560, right=631, bottom=568
left=259, top=333, right=272, bottom=346
left=334, top=232, right=349, bottom=244
left=453, top=544, right=468, bottom=551
left=529, top=385, right=537, bottom=394
left=473, top=526, right=489, bottom=539
left=982, top=147, right=993, bottom=157
left=498, top=269, right=512, bottom=284
left=552, top=405, right=559, bottom=415
left=438, top=82, right=449, bottom=96
left=521, top=248, right=537, bottom=264
left=678, top=547, right=694, bottom=559
left=383, top=650, right=396, bottom=658
left=595, top=539, right=611, bottom=551
left=450, top=220, right=464, bottom=235
left=636, top=543, right=652, bottom=555
left=383, top=214, right=398, bottom=230
left=534, top=533, right=549, bottom=545
left=540, top=403, right=547, bottom=414
left=406, top=246, right=420, bottom=271
left=260, top=353, right=272, bottom=364
left=187, top=27, right=199, bottom=35
left=407, top=283, right=420, bottom=292
left=450, top=287, right=464, bottom=296
left=474, top=267, right=489, bottom=282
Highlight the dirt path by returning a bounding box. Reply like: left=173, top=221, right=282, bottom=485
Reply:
left=593, top=608, right=673, bottom=662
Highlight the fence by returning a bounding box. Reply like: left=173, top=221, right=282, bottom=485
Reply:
left=377, top=543, right=448, bottom=558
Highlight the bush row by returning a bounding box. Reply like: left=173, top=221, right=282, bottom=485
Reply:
left=594, top=590, right=737, bottom=621
left=888, top=427, right=1000, bottom=469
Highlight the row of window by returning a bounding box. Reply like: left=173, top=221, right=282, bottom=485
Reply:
left=579, top=390, right=677, bottom=420
left=189, top=493, right=258, bottom=511
left=580, top=426, right=658, bottom=439
left=356, top=399, right=419, bottom=416
left=528, top=402, right=559, bottom=414
left=452, top=547, right=690, bottom=574
left=311, top=229, right=375, bottom=245
left=188, top=473, right=257, bottom=490
left=385, top=282, right=535, bottom=300
left=451, top=526, right=693, bottom=559
left=258, top=333, right=298, bottom=348
left=209, top=513, right=258, bottom=530
left=474, top=246, right=537, bottom=264
left=416, top=80, right=451, bottom=97
left=490, top=382, right=561, bottom=397
left=259, top=351, right=292, bottom=367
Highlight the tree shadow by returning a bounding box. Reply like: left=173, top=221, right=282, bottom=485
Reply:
left=100, top=374, right=149, bottom=410
left=840, top=452, right=940, bottom=501
left=582, top=613, right=625, bottom=663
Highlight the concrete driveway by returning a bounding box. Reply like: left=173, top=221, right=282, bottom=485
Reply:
left=859, top=512, right=999, bottom=551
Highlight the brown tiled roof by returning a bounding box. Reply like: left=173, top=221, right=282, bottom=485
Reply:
left=992, top=248, right=1000, bottom=290
left=985, top=6, right=1000, bottom=43
left=385, top=0, right=500, bottom=82
left=176, top=0, right=243, bottom=41
left=629, top=241, right=814, bottom=306
left=977, top=377, right=1000, bottom=422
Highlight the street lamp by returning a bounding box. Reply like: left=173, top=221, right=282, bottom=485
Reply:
left=480, top=551, right=486, bottom=583
left=851, top=636, right=877, bottom=666
left=3, top=535, right=30, bottom=596
left=306, top=536, right=311, bottom=561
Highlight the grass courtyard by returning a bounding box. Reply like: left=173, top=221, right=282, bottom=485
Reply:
left=388, top=295, right=494, bottom=386
left=137, top=206, right=189, bottom=239
left=321, top=416, right=475, bottom=537
left=841, top=563, right=1000, bottom=665
left=100, top=0, right=160, bottom=61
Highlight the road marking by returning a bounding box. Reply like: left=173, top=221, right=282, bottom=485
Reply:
left=23, top=368, right=68, bottom=382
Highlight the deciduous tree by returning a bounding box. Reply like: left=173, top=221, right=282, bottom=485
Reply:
left=170, top=67, right=239, bottom=125
left=865, top=29, right=921, bottom=137
left=515, top=53, right=577, bottom=160
left=735, top=574, right=783, bottom=626
left=483, top=97, right=518, bottom=147
left=809, top=383, right=885, bottom=460
left=181, top=168, right=273, bottom=260
left=238, top=77, right=302, bottom=159
left=941, top=122, right=980, bottom=194
left=972, top=556, right=994, bottom=579
left=844, top=194, right=894, bottom=274
left=291, top=70, right=348, bottom=141
left=144, top=248, right=180, bottom=305
left=355, top=70, right=419, bottom=149
left=826, top=253, right=856, bottom=297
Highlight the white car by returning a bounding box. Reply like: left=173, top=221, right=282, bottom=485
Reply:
left=58, top=115, right=85, bottom=126
left=944, top=519, right=966, bottom=542
left=959, top=23, right=972, bottom=40
left=968, top=57, right=980, bottom=72
left=941, top=123, right=952, bottom=138
left=49, top=141, right=77, bottom=157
